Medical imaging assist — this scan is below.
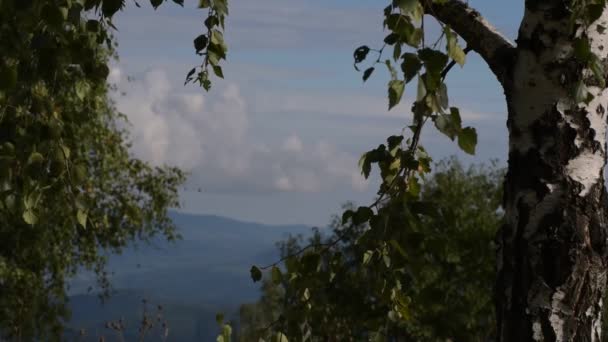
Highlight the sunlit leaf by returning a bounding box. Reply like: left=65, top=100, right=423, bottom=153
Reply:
left=458, top=127, right=477, bottom=155
left=388, top=80, right=405, bottom=109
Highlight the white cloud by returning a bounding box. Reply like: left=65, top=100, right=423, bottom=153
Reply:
left=247, top=84, right=503, bottom=122
left=111, top=67, right=368, bottom=194
left=282, top=134, right=303, bottom=152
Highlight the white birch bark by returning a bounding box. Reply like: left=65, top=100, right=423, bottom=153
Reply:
left=426, top=1, right=608, bottom=341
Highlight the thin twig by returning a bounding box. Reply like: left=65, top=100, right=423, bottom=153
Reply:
left=440, top=46, right=472, bottom=79
left=258, top=37, right=471, bottom=276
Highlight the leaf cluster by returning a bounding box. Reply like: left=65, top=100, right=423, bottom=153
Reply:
left=0, top=0, right=187, bottom=339
left=243, top=159, right=504, bottom=341
left=185, top=0, right=229, bottom=90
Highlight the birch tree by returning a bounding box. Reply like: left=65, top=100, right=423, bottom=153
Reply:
left=0, top=0, right=224, bottom=338
left=249, top=1, right=608, bottom=341
left=430, top=2, right=608, bottom=340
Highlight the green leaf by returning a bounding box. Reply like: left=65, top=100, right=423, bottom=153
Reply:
left=385, top=14, right=407, bottom=31
left=389, top=240, right=407, bottom=258
left=418, top=48, right=449, bottom=75
left=205, top=15, right=219, bottom=29
left=387, top=135, right=404, bottom=150
left=363, top=67, right=375, bottom=82
left=353, top=206, right=373, bottom=225
left=85, top=19, right=100, bottom=32
left=574, top=37, right=592, bottom=62
left=386, top=14, right=422, bottom=47
left=94, top=64, right=110, bottom=80
left=408, top=176, right=421, bottom=196
left=214, top=0, right=229, bottom=16
left=193, top=34, right=208, bottom=54
left=73, top=164, right=88, bottom=183
left=342, top=209, right=355, bottom=224
left=150, top=0, right=163, bottom=9
left=208, top=50, right=220, bottom=65
left=434, top=115, right=451, bottom=137
left=416, top=75, right=427, bottom=101
left=216, top=313, right=224, bottom=325
left=388, top=80, right=405, bottom=109
left=302, top=288, right=310, bottom=301
left=446, top=28, right=466, bottom=66
left=27, top=152, right=44, bottom=165
left=209, top=30, right=227, bottom=59
left=358, top=153, right=372, bottom=179
left=401, top=53, right=422, bottom=83
left=208, top=41, right=227, bottom=61
left=386, top=60, right=398, bottom=80
left=250, top=265, right=262, bottom=282
left=222, top=324, right=232, bottom=340
left=24, top=193, right=36, bottom=210
left=23, top=209, right=38, bottom=225
left=353, top=46, right=370, bottom=66
left=185, top=67, right=197, bottom=84
left=422, top=72, right=441, bottom=92
left=450, top=107, right=462, bottom=127
left=383, top=254, right=391, bottom=268
left=77, top=209, right=88, bottom=228
left=60, top=145, right=71, bottom=160
left=212, top=65, right=224, bottom=78
left=393, top=43, right=402, bottom=61
left=75, top=81, right=88, bottom=101
left=458, top=127, right=477, bottom=155
left=384, top=33, right=398, bottom=45
left=396, top=0, right=418, bottom=13
left=434, top=107, right=461, bottom=140
left=273, top=332, right=289, bottom=342
left=363, top=250, right=373, bottom=265
left=271, top=266, right=282, bottom=285
left=101, top=0, right=124, bottom=17
left=426, top=92, right=442, bottom=113
left=211, top=30, right=225, bottom=46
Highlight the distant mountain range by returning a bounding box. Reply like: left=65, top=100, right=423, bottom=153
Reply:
left=66, top=212, right=316, bottom=341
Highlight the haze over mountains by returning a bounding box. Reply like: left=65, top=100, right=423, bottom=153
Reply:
left=66, top=212, right=315, bottom=341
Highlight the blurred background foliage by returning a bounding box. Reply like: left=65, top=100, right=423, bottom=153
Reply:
left=239, top=159, right=503, bottom=341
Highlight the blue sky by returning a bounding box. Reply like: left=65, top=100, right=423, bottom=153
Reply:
left=110, top=0, right=523, bottom=225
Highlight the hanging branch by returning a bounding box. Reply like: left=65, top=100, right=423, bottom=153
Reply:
left=423, top=0, right=516, bottom=84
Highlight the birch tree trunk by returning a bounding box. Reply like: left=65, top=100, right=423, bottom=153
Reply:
left=427, top=1, right=608, bottom=341
left=496, top=2, right=608, bottom=340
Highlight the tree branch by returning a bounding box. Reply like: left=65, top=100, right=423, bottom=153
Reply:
left=424, top=0, right=516, bottom=85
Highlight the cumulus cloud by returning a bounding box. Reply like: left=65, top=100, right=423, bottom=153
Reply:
left=282, top=134, right=304, bottom=152
left=111, top=67, right=368, bottom=194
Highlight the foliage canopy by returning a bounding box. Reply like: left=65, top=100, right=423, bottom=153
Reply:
left=0, top=0, right=229, bottom=338
left=241, top=159, right=503, bottom=341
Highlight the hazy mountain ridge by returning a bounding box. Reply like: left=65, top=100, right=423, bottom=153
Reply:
left=67, top=212, right=315, bottom=341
